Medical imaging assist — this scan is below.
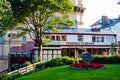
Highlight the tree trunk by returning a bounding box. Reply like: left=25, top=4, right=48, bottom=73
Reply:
left=37, top=27, right=43, bottom=62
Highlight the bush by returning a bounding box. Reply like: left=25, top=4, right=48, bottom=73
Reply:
left=8, top=70, right=36, bottom=80
left=0, top=74, right=8, bottom=80
left=23, top=61, right=31, bottom=66
left=36, top=56, right=79, bottom=70
left=92, top=55, right=120, bottom=64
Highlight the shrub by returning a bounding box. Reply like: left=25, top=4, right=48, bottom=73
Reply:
left=92, top=55, right=120, bottom=64
left=0, top=74, right=8, bottom=80
left=23, top=61, right=31, bottom=66
left=36, top=56, right=79, bottom=69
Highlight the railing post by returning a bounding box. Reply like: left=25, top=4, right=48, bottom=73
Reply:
left=18, top=69, right=20, bottom=74
left=26, top=66, right=27, bottom=73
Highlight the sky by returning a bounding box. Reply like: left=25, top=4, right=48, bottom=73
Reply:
left=82, top=0, right=120, bottom=28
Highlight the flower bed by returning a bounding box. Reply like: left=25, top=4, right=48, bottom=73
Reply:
left=70, top=62, right=105, bottom=70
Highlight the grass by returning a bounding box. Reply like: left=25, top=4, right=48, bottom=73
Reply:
left=17, top=64, right=120, bottom=80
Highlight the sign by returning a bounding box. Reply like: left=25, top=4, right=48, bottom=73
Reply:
left=66, top=42, right=95, bottom=45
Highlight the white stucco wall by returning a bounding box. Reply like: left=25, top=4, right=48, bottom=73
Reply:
left=67, top=35, right=78, bottom=42
left=83, top=35, right=92, bottom=42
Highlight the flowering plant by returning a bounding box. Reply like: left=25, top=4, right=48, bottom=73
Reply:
left=70, top=62, right=104, bottom=70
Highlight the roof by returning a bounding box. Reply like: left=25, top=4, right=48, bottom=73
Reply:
left=49, top=28, right=115, bottom=35
left=90, top=16, right=120, bottom=29
left=10, top=41, right=35, bottom=53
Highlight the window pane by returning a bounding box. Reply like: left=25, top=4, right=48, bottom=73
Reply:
left=78, top=36, right=83, bottom=41
left=62, top=36, right=66, bottom=41
left=92, top=36, right=104, bottom=42
left=56, top=36, right=60, bottom=41
left=92, top=36, right=95, bottom=42
left=44, top=50, right=48, bottom=55
left=43, top=55, right=48, bottom=61
left=53, top=54, right=58, bottom=58
left=48, top=50, right=52, bottom=55
left=58, top=50, right=61, bottom=55
left=48, top=55, right=52, bottom=60
left=106, top=36, right=113, bottom=42
left=51, top=36, right=55, bottom=41
left=53, top=50, right=57, bottom=54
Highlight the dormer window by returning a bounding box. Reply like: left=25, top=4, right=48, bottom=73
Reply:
left=22, top=36, right=26, bottom=44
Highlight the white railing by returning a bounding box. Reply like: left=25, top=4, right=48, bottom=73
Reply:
left=7, top=62, right=40, bottom=76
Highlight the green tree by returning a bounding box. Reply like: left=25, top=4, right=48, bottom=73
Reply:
left=0, top=0, right=16, bottom=36
left=110, top=42, right=117, bottom=55
left=8, top=0, right=74, bottom=61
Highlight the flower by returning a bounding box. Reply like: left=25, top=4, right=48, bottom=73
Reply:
left=70, top=62, right=104, bottom=70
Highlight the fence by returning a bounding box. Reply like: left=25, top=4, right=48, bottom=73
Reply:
left=7, top=62, right=40, bottom=76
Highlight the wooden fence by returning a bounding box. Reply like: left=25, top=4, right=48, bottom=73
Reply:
left=7, top=62, right=40, bottom=76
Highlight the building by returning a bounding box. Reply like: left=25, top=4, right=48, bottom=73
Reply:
left=0, top=0, right=119, bottom=71
left=42, top=28, right=117, bottom=61
left=90, top=15, right=120, bottom=56
left=0, top=0, right=85, bottom=59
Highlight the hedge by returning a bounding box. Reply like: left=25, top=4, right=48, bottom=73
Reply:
left=36, top=55, right=120, bottom=70
left=0, top=74, right=8, bottom=80
left=92, top=55, right=120, bottom=64
left=36, top=56, right=80, bottom=70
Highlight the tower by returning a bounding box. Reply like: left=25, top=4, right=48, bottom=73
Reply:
left=70, top=0, right=86, bottom=28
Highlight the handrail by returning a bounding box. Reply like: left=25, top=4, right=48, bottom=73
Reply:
left=7, top=62, right=40, bottom=76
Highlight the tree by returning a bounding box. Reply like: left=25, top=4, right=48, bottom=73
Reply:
left=110, top=42, right=117, bottom=55
left=8, top=0, right=74, bottom=61
left=0, top=0, right=16, bottom=36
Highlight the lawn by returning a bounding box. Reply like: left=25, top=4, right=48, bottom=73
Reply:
left=17, top=64, right=120, bottom=80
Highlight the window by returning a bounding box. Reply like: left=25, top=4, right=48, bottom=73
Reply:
left=22, top=36, right=26, bottom=44
left=45, top=35, right=50, bottom=40
left=0, top=37, right=4, bottom=44
left=92, top=36, right=104, bottom=42
left=51, top=36, right=55, bottom=41
left=62, top=35, right=66, bottom=41
left=51, top=35, right=66, bottom=41
left=78, top=36, right=83, bottom=41
left=106, top=36, right=113, bottom=42
left=56, top=36, right=61, bottom=41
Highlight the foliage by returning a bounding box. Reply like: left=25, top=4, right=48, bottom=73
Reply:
left=109, top=42, right=117, bottom=55
left=0, top=74, right=8, bottom=80
left=8, top=70, right=35, bottom=80
left=70, top=63, right=105, bottom=70
left=36, top=56, right=79, bottom=70
left=0, top=0, right=16, bottom=36
left=8, top=0, right=74, bottom=61
left=23, top=61, right=31, bottom=66
left=16, top=64, right=120, bottom=80
left=92, top=55, right=120, bottom=64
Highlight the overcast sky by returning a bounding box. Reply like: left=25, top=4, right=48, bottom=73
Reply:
left=82, top=0, right=120, bottom=28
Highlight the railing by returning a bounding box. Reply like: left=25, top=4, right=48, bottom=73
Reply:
left=0, top=69, right=8, bottom=75
left=7, top=62, right=40, bottom=76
